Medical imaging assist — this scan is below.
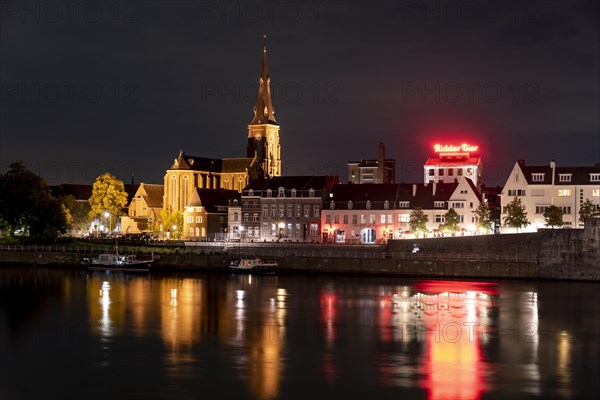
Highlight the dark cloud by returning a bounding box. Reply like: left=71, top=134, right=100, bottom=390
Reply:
left=0, top=0, right=598, bottom=187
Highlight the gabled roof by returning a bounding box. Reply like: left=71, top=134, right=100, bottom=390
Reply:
left=518, top=160, right=600, bottom=185
left=396, top=182, right=458, bottom=209
left=140, top=184, right=164, bottom=208
left=168, top=151, right=251, bottom=174
left=425, top=157, right=481, bottom=166
left=186, top=188, right=240, bottom=213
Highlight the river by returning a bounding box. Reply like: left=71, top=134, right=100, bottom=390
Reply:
left=0, top=267, right=598, bottom=399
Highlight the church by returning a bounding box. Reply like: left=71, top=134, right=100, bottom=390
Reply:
left=163, top=41, right=282, bottom=213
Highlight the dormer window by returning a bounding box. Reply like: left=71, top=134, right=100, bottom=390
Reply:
left=248, top=189, right=254, bottom=196
left=278, top=187, right=285, bottom=197
left=398, top=201, right=409, bottom=208
left=532, top=173, right=544, bottom=182
left=348, top=201, right=353, bottom=210
left=591, top=173, right=600, bottom=182
left=291, top=189, right=297, bottom=197
left=266, top=189, right=272, bottom=197
left=434, top=201, right=445, bottom=208
left=384, top=200, right=389, bottom=210
left=366, top=200, right=371, bottom=210
left=330, top=201, right=335, bottom=210
left=309, top=188, right=315, bottom=198
left=559, top=174, right=572, bottom=182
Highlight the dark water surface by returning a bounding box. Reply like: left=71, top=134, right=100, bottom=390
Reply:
left=0, top=267, right=598, bottom=399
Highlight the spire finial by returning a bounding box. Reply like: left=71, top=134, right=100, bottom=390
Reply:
left=263, top=33, right=267, bottom=52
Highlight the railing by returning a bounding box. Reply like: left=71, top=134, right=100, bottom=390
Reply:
left=0, top=243, right=538, bottom=263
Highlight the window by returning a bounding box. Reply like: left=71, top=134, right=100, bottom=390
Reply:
left=271, top=207, right=276, bottom=218
left=593, top=189, right=600, bottom=197
left=310, top=224, right=318, bottom=236
left=279, top=206, right=284, bottom=218
left=330, top=201, right=335, bottom=210
left=304, top=206, right=310, bottom=217
left=559, top=174, right=572, bottom=182
left=348, top=201, right=353, bottom=210
left=435, top=214, right=445, bottom=223
left=532, top=173, right=544, bottom=182
left=387, top=214, right=392, bottom=224
left=334, top=215, right=339, bottom=224
left=195, top=227, right=200, bottom=237
left=439, top=169, right=444, bottom=176
left=362, top=173, right=374, bottom=180
left=399, top=214, right=409, bottom=223
left=196, top=216, right=202, bottom=223
left=561, top=206, right=572, bottom=214
left=352, top=215, right=358, bottom=224
left=457, top=169, right=463, bottom=176
left=384, top=200, right=389, bottom=210
left=360, top=214, right=366, bottom=224
left=558, top=189, right=572, bottom=197
left=233, top=212, right=239, bottom=221
left=278, top=187, right=285, bottom=197
left=291, top=189, right=297, bottom=197
left=314, top=206, right=320, bottom=218
left=448, top=169, right=454, bottom=176
left=287, top=205, right=293, bottom=217
left=369, top=214, right=375, bottom=224
left=263, top=206, right=268, bottom=218
left=243, top=213, right=249, bottom=222
left=219, top=216, right=224, bottom=223
left=380, top=215, right=386, bottom=224
left=309, top=189, right=315, bottom=198
left=325, top=214, right=331, bottom=224
left=535, top=206, right=547, bottom=214
left=366, top=201, right=371, bottom=210
left=296, top=205, right=301, bottom=217
left=591, top=174, right=600, bottom=182
left=253, top=213, right=259, bottom=221
left=451, top=202, right=464, bottom=208
left=429, top=169, right=434, bottom=176
left=187, top=216, right=193, bottom=223
left=434, top=201, right=445, bottom=208
left=343, top=215, right=348, bottom=224
left=398, top=201, right=409, bottom=208
left=190, top=228, right=194, bottom=237
left=508, top=189, right=526, bottom=196
left=248, top=189, right=254, bottom=196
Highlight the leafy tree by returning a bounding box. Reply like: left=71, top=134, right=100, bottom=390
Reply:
left=160, top=209, right=183, bottom=239
left=543, top=205, right=564, bottom=228
left=503, top=197, right=530, bottom=232
left=579, top=199, right=599, bottom=223
left=62, top=194, right=91, bottom=233
left=440, top=208, right=460, bottom=235
left=409, top=207, right=428, bottom=237
left=0, top=161, right=68, bottom=240
left=88, top=173, right=128, bottom=232
left=474, top=201, right=493, bottom=232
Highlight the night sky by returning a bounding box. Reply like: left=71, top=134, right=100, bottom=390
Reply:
left=1, top=0, right=599, bottom=187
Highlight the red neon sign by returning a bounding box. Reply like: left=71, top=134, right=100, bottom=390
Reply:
left=434, top=143, right=479, bottom=153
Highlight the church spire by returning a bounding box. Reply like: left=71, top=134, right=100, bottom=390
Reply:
left=250, top=34, right=277, bottom=125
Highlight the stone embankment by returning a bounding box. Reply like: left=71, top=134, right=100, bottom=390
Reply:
left=0, top=219, right=598, bottom=281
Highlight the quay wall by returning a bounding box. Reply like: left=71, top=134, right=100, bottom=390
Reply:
left=0, top=219, right=598, bottom=281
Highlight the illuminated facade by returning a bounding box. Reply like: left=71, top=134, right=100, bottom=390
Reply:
left=321, top=177, right=483, bottom=243
left=163, top=42, right=281, bottom=213
left=182, top=188, right=240, bottom=240
left=239, top=176, right=339, bottom=242
left=120, top=183, right=164, bottom=234
left=501, top=160, right=600, bottom=231
left=424, top=143, right=482, bottom=187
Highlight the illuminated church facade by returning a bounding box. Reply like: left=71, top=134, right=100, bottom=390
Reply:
left=163, top=42, right=282, bottom=214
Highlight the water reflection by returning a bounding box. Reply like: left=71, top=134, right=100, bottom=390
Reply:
left=3, top=269, right=593, bottom=399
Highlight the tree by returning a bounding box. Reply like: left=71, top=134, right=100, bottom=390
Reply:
left=474, top=201, right=493, bottom=233
left=440, top=208, right=460, bottom=235
left=503, top=197, right=530, bottom=232
left=62, top=194, right=92, bottom=233
left=88, top=173, right=128, bottom=233
left=409, top=208, right=428, bottom=237
left=160, top=209, right=183, bottom=239
left=579, top=199, right=599, bottom=223
left=543, top=205, right=564, bottom=228
left=0, top=161, right=68, bottom=240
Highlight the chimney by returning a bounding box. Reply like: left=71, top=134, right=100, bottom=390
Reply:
left=412, top=184, right=417, bottom=197
left=377, top=142, right=385, bottom=184
left=432, top=182, right=437, bottom=196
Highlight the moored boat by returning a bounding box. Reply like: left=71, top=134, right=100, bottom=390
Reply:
left=228, top=258, right=277, bottom=273
left=82, top=253, right=153, bottom=272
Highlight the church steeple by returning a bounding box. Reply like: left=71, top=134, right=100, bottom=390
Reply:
left=250, top=34, right=277, bottom=125
left=247, top=34, right=282, bottom=180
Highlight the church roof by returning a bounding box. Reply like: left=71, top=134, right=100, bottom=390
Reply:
left=222, top=158, right=253, bottom=173
left=169, top=151, right=251, bottom=174
left=140, top=183, right=164, bottom=208
left=250, top=38, right=277, bottom=126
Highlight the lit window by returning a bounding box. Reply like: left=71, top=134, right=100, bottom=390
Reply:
left=278, top=187, right=285, bottom=197
left=593, top=189, right=600, bottom=197
left=196, top=216, right=202, bottom=223
left=330, top=201, right=335, bottom=210
left=384, top=200, right=389, bottom=210
left=535, top=206, right=548, bottom=214
left=398, top=201, right=409, bottom=208
left=558, top=189, right=572, bottom=197
left=309, top=189, right=315, bottom=198
left=380, top=215, right=386, bottom=224
left=370, top=214, right=375, bottom=224
left=434, top=201, right=445, bottom=208
left=590, top=174, right=600, bottom=182
left=266, top=189, right=272, bottom=197
left=366, top=201, right=371, bottom=210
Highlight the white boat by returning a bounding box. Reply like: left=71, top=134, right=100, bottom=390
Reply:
left=228, top=258, right=277, bottom=273
left=82, top=253, right=154, bottom=272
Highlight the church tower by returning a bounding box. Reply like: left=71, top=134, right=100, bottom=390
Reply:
left=247, top=36, right=281, bottom=180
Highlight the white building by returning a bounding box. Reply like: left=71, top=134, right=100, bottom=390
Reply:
left=500, top=160, right=600, bottom=232
left=424, top=143, right=482, bottom=187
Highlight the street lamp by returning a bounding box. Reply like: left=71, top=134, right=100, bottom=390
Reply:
left=172, top=224, right=177, bottom=240
left=104, top=212, right=111, bottom=234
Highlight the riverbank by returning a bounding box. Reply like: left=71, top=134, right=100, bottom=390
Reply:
left=1, top=219, right=598, bottom=281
